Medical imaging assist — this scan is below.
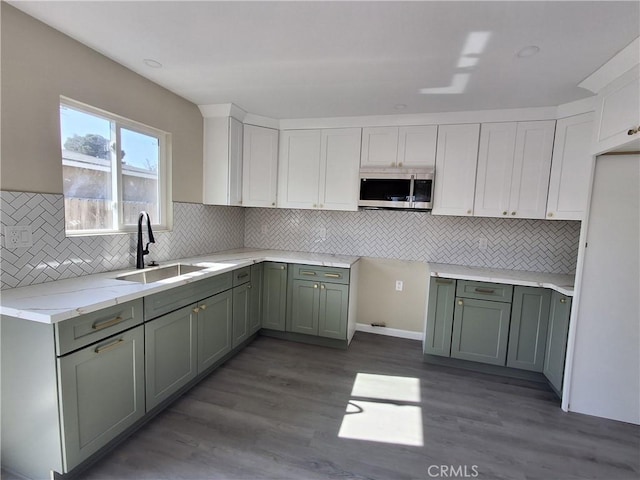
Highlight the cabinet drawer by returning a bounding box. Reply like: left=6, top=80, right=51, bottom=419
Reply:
left=55, top=299, right=143, bottom=356
left=291, top=264, right=350, bottom=284
left=144, top=272, right=233, bottom=321
left=456, top=280, right=513, bottom=303
left=232, top=266, right=251, bottom=286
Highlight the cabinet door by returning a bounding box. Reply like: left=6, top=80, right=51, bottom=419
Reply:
left=203, top=117, right=243, bottom=206
left=507, top=287, right=551, bottom=372
left=278, top=130, right=321, bottom=209
left=594, top=65, right=640, bottom=155
left=546, top=113, right=595, bottom=220
left=319, top=128, right=361, bottom=211
left=451, top=297, right=510, bottom=366
left=474, top=122, right=517, bottom=218
left=360, top=127, right=399, bottom=167
left=318, top=282, right=349, bottom=340
left=145, top=306, right=197, bottom=411
left=249, top=263, right=264, bottom=335
left=424, top=278, right=456, bottom=357
left=262, top=262, right=287, bottom=331
left=508, top=120, right=555, bottom=219
left=398, top=125, right=438, bottom=168
left=242, top=125, right=279, bottom=207
left=197, top=290, right=232, bottom=373
left=543, top=292, right=572, bottom=394
left=432, top=124, right=480, bottom=216
left=288, top=279, right=320, bottom=335
left=232, top=283, right=251, bottom=348
left=57, top=325, right=145, bottom=472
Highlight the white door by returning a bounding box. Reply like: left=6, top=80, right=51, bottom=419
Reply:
left=474, top=122, right=517, bottom=218
left=278, top=130, right=321, bottom=209
left=432, top=124, right=480, bottom=216
left=242, top=125, right=279, bottom=208
left=568, top=155, right=639, bottom=424
left=319, top=128, right=361, bottom=211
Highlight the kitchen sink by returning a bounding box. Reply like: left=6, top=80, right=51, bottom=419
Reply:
left=115, top=264, right=207, bottom=284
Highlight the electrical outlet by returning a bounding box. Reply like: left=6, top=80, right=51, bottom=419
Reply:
left=395, top=280, right=403, bottom=291
left=478, top=237, right=488, bottom=250
left=261, top=224, right=268, bottom=234
left=318, top=227, right=327, bottom=240
left=4, top=225, right=33, bottom=249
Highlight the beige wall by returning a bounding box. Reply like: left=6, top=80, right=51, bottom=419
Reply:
left=356, top=257, right=429, bottom=333
left=0, top=4, right=203, bottom=203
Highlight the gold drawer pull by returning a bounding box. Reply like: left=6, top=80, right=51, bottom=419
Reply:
left=313, top=284, right=318, bottom=289
left=95, top=338, right=124, bottom=354
left=560, top=297, right=567, bottom=304
left=193, top=307, right=200, bottom=313
left=92, top=316, right=124, bottom=331
left=474, top=288, right=496, bottom=294
left=200, top=304, right=207, bottom=310
left=236, top=273, right=249, bottom=279
left=435, top=279, right=453, bottom=285
left=280, top=265, right=285, bottom=270
left=301, top=271, right=317, bottom=276
left=457, top=299, right=463, bottom=306
left=324, top=273, right=341, bottom=278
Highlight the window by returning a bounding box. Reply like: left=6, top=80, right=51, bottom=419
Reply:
left=60, top=97, right=171, bottom=234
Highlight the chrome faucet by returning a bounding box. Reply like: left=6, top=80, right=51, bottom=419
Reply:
left=136, top=211, right=155, bottom=269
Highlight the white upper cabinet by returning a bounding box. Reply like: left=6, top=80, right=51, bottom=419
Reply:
left=432, top=124, right=480, bottom=216
left=278, top=128, right=361, bottom=211
left=203, top=117, right=243, bottom=206
left=593, top=65, right=640, bottom=155
left=546, top=113, right=595, bottom=220
left=242, top=125, right=279, bottom=208
left=474, top=121, right=555, bottom=219
left=360, top=126, right=437, bottom=168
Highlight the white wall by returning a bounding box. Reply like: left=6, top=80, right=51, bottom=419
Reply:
left=568, top=155, right=639, bottom=424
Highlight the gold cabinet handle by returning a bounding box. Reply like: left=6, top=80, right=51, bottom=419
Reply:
left=467, top=209, right=472, bottom=215
left=324, top=273, right=341, bottom=278
left=301, top=271, right=317, bottom=276
left=502, top=211, right=507, bottom=215
left=398, top=162, right=403, bottom=167
left=390, top=162, right=395, bottom=167
left=511, top=211, right=516, bottom=215
left=313, top=284, right=318, bottom=288
left=95, top=338, right=124, bottom=354
left=548, top=212, right=554, bottom=217
left=560, top=297, right=567, bottom=304
left=313, top=204, right=317, bottom=208
left=92, top=316, right=124, bottom=331
left=280, top=265, right=285, bottom=270
left=628, top=128, right=638, bottom=136
left=248, top=284, right=252, bottom=289
left=475, top=287, right=496, bottom=294
left=320, top=284, right=325, bottom=289
left=193, top=307, right=200, bottom=314
left=200, top=304, right=207, bottom=310
left=457, top=299, right=463, bottom=306
left=271, top=202, right=275, bottom=206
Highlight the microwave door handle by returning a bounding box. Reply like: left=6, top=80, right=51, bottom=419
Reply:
left=409, top=175, right=415, bottom=207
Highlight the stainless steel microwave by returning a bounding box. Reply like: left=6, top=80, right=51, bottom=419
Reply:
left=358, top=168, right=434, bottom=210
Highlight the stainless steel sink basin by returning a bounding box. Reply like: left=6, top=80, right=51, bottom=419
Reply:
left=116, top=264, right=207, bottom=284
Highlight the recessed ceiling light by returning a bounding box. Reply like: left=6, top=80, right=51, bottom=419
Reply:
left=143, top=58, right=162, bottom=68
left=516, top=46, right=540, bottom=58
left=394, top=104, right=407, bottom=110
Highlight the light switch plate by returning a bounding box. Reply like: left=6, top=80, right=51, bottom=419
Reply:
left=4, top=225, right=33, bottom=249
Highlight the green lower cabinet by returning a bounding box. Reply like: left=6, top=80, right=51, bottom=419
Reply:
left=262, top=262, right=288, bottom=331
left=318, top=282, right=349, bottom=340
left=232, top=282, right=251, bottom=348
left=288, top=279, right=320, bottom=335
left=57, top=325, right=145, bottom=472
left=145, top=306, right=197, bottom=411
left=197, top=290, right=233, bottom=373
left=543, top=292, right=572, bottom=394
left=451, top=297, right=511, bottom=366
left=424, top=278, right=456, bottom=357
left=249, top=263, right=264, bottom=335
left=507, top=286, right=551, bottom=372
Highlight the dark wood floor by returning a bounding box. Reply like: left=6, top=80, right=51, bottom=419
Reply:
left=78, top=333, right=639, bottom=479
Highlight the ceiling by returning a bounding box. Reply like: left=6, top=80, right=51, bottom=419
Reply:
left=9, top=1, right=640, bottom=119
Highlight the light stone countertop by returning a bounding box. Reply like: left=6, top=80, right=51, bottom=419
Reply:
left=0, top=249, right=359, bottom=324
left=428, top=263, right=575, bottom=297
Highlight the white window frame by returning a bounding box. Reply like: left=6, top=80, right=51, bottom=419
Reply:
left=60, top=96, right=172, bottom=236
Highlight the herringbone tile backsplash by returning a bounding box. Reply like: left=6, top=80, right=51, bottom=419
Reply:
left=0, top=192, right=245, bottom=289
left=245, top=208, right=580, bottom=274
left=1, top=192, right=580, bottom=289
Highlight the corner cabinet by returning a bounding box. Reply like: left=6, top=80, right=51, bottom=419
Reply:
left=278, top=128, right=361, bottom=211
left=262, top=262, right=288, bottom=331
left=474, top=120, right=555, bottom=219
left=242, top=125, right=279, bottom=207
left=546, top=113, right=595, bottom=220
left=432, top=123, right=480, bottom=216
left=543, top=292, right=572, bottom=394
left=360, top=125, right=437, bottom=168
left=203, top=116, right=243, bottom=206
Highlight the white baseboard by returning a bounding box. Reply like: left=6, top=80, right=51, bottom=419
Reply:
left=355, top=323, right=423, bottom=341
